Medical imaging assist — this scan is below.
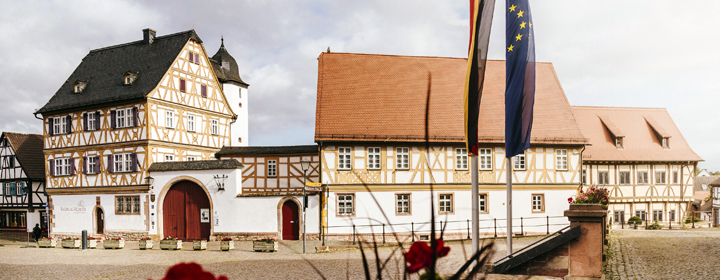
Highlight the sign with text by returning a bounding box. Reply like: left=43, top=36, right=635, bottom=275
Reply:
left=305, top=186, right=322, bottom=192
left=305, top=182, right=321, bottom=187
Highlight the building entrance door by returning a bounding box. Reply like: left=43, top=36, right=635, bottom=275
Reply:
left=96, top=208, right=104, bottom=234
left=163, top=181, right=210, bottom=240
left=282, top=200, right=299, bottom=240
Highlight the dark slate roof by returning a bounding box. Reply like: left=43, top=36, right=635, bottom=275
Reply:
left=215, top=145, right=318, bottom=157
left=695, top=175, right=720, bottom=191
left=37, top=30, right=202, bottom=114
left=148, top=159, right=243, bottom=172
left=2, top=132, right=45, bottom=180
left=209, top=38, right=248, bottom=87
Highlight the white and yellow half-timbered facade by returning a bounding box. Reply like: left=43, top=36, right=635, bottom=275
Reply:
left=315, top=53, right=589, bottom=239
left=573, top=106, right=701, bottom=226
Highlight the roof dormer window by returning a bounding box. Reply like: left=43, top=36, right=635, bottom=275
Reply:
left=124, top=72, right=138, bottom=85
left=615, top=137, right=624, bottom=149
left=73, top=81, right=87, bottom=93
left=662, top=137, right=669, bottom=149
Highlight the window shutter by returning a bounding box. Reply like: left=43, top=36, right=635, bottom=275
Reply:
left=69, top=158, right=75, bottom=175
left=133, top=107, right=139, bottom=127
left=66, top=115, right=72, bottom=134
left=95, top=156, right=100, bottom=173
left=201, top=85, right=207, bottom=98
left=180, top=79, right=186, bottom=92
left=48, top=118, right=54, bottom=136
left=10, top=182, right=16, bottom=196
left=96, top=111, right=101, bottom=130
left=49, top=160, right=55, bottom=176
left=189, top=52, right=194, bottom=63
left=83, top=113, right=88, bottom=131
left=111, top=110, right=116, bottom=129
left=107, top=155, right=114, bottom=173
left=83, top=156, right=87, bottom=174
left=131, top=153, right=138, bottom=172
left=195, top=53, right=200, bottom=64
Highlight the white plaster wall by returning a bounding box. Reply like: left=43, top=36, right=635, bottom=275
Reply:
left=223, top=83, right=248, bottom=147
left=51, top=194, right=147, bottom=234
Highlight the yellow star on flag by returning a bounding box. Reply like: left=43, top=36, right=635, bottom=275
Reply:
left=517, top=10, right=524, bottom=18
left=509, top=4, right=517, bottom=12
left=507, top=44, right=514, bottom=52
left=529, top=22, right=532, bottom=28
left=515, top=34, right=523, bottom=41
left=520, top=21, right=526, bottom=29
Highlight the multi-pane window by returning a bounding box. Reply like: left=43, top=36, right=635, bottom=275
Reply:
left=267, top=160, right=277, bottom=177
left=367, top=148, right=381, bottom=170
left=53, top=116, right=67, bottom=134
left=655, top=171, right=666, bottom=184
left=87, top=156, right=97, bottom=174
left=669, top=210, right=676, bottom=222
left=166, top=111, right=174, bottom=129
left=396, top=194, right=410, bottom=215
left=672, top=171, right=679, bottom=184
left=455, top=148, right=468, bottom=170
left=479, top=148, right=492, bottom=170
left=439, top=194, right=453, bottom=213
left=614, top=211, right=625, bottom=224
left=116, top=108, right=134, bottom=129
left=116, top=196, right=140, bottom=214
left=582, top=169, right=587, bottom=184
left=114, top=153, right=133, bottom=172
left=187, top=115, right=195, bottom=132
left=87, top=112, right=96, bottom=131
left=211, top=119, right=218, bottom=135
left=54, top=158, right=71, bottom=176
left=598, top=171, right=609, bottom=185
left=337, top=194, right=354, bottom=216
left=164, top=154, right=174, bottom=162
left=637, top=171, right=649, bottom=184
left=619, top=171, right=631, bottom=185
left=479, top=194, right=488, bottom=213
left=532, top=194, right=544, bottom=212
left=514, top=152, right=526, bottom=170
left=4, top=183, right=11, bottom=196
left=338, top=147, right=352, bottom=170
left=189, top=52, right=200, bottom=65
left=556, top=149, right=568, bottom=170
left=635, top=210, right=647, bottom=221
left=396, top=148, right=409, bottom=169
left=653, top=210, right=663, bottom=221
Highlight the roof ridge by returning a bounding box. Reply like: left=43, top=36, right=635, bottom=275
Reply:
left=572, top=105, right=667, bottom=110
left=90, top=30, right=196, bottom=53
left=2, top=132, right=42, bottom=136
left=320, top=52, right=555, bottom=64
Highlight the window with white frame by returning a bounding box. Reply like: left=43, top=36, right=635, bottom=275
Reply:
left=114, top=153, right=133, bottom=172
left=598, top=171, right=609, bottom=185
left=4, top=183, right=11, bottom=196
left=637, top=171, right=649, bottom=184
left=115, top=107, right=134, bottom=129
left=54, top=158, right=71, bottom=176
left=187, top=156, right=196, bottom=161
left=338, top=147, right=352, bottom=170
left=532, top=194, right=544, bottom=212
left=187, top=115, right=195, bottom=132
left=669, top=210, right=676, bottom=222
left=635, top=210, right=647, bottom=221
left=619, top=171, right=631, bottom=185
left=87, top=156, right=97, bottom=174
left=455, top=148, right=468, bottom=170
left=653, top=210, right=663, bottom=221
left=337, top=194, right=354, bottom=216
left=87, top=112, right=96, bottom=131
left=267, top=160, right=277, bottom=177
left=655, top=171, right=666, bottom=184
left=396, top=148, right=409, bottom=169
left=116, top=195, right=140, bottom=214
left=582, top=169, right=587, bottom=184
left=164, top=154, right=174, bottom=162
left=211, top=119, right=218, bottom=135
left=479, top=148, right=492, bottom=170
left=396, top=194, right=410, bottom=215
left=53, top=116, right=67, bottom=134
left=479, top=193, right=488, bottom=213
left=165, top=111, right=174, bottom=129
left=367, top=147, right=381, bottom=170
left=439, top=194, right=453, bottom=213
left=614, top=211, right=625, bottom=224
left=556, top=149, right=568, bottom=170
left=514, top=152, right=526, bottom=170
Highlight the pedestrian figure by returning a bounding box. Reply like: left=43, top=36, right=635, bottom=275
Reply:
left=32, top=223, right=42, bottom=242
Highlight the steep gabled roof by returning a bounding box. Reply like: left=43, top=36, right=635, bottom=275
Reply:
left=314, top=53, right=587, bottom=145
left=216, top=145, right=318, bottom=157
left=37, top=30, right=202, bottom=114
left=2, top=132, right=45, bottom=180
left=572, top=106, right=702, bottom=162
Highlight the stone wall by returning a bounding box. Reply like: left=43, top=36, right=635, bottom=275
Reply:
left=505, top=243, right=569, bottom=277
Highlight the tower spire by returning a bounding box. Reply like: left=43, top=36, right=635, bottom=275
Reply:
left=221, top=36, right=225, bottom=48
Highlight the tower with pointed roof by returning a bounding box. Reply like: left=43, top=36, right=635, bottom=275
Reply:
left=210, top=37, right=249, bottom=146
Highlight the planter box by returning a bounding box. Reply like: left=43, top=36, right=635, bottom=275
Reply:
left=62, top=239, right=81, bottom=249
left=160, top=240, right=182, bottom=250
left=221, top=241, right=234, bottom=251
left=88, top=239, right=97, bottom=249
left=139, top=240, right=153, bottom=250
left=103, top=240, right=125, bottom=249
left=38, top=239, right=56, bottom=248
left=193, top=240, right=207, bottom=251
left=253, top=241, right=278, bottom=252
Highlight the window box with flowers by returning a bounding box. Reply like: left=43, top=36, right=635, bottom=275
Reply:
left=61, top=237, right=82, bottom=249
left=220, top=238, right=234, bottom=251
left=38, top=237, right=56, bottom=248
left=103, top=237, right=125, bottom=249
left=568, top=187, right=609, bottom=210
left=160, top=237, right=182, bottom=250
left=139, top=237, right=153, bottom=250
left=193, top=239, right=208, bottom=251
left=253, top=238, right=278, bottom=252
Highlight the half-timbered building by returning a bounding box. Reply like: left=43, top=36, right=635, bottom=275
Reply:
left=572, top=106, right=701, bottom=226
left=315, top=52, right=589, bottom=239
left=0, top=132, right=47, bottom=234
left=36, top=29, right=238, bottom=239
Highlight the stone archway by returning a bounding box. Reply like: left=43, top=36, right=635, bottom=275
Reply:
left=277, top=197, right=302, bottom=240
left=157, top=176, right=214, bottom=240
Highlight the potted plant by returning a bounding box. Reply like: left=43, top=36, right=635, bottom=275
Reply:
left=253, top=238, right=278, bottom=252
left=139, top=237, right=153, bottom=250
left=628, top=216, right=642, bottom=229
left=220, top=238, right=234, bottom=251
left=38, top=237, right=56, bottom=248
left=61, top=237, right=81, bottom=249
left=193, top=239, right=208, bottom=250
left=160, top=236, right=183, bottom=250
left=103, top=237, right=125, bottom=249
left=568, top=187, right=610, bottom=210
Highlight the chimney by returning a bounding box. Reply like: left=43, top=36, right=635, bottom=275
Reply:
left=143, top=28, right=156, bottom=45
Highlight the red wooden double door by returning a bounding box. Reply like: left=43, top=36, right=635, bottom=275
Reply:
left=163, top=181, right=210, bottom=240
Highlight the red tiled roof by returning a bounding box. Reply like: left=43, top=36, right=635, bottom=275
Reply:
left=571, top=106, right=702, bottom=162
left=315, top=53, right=587, bottom=145
left=3, top=132, right=45, bottom=180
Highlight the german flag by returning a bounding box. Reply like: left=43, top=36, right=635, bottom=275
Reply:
left=464, top=0, right=495, bottom=156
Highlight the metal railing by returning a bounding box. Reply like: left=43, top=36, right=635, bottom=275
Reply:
left=617, top=210, right=714, bottom=229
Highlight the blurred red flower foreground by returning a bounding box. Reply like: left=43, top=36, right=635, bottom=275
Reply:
left=151, top=262, right=228, bottom=280
left=404, top=239, right=450, bottom=273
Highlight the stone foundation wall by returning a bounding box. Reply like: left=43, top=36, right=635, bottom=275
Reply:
left=105, top=231, right=149, bottom=241
left=505, top=243, right=569, bottom=277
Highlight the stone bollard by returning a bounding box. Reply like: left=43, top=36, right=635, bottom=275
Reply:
left=564, top=204, right=607, bottom=278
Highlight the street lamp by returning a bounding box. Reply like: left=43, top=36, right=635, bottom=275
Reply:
left=300, top=159, right=310, bottom=254
left=144, top=176, right=155, bottom=202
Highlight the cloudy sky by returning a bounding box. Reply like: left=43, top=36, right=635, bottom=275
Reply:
left=1, top=1, right=718, bottom=171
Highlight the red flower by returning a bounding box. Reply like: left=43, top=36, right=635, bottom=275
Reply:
left=404, top=239, right=450, bottom=273
left=156, top=262, right=228, bottom=280
left=568, top=197, right=573, bottom=203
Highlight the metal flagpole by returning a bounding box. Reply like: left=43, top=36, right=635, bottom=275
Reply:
left=507, top=159, right=513, bottom=256
left=471, top=155, right=479, bottom=254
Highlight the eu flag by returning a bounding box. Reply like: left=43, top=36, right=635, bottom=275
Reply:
left=505, top=0, right=536, bottom=158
